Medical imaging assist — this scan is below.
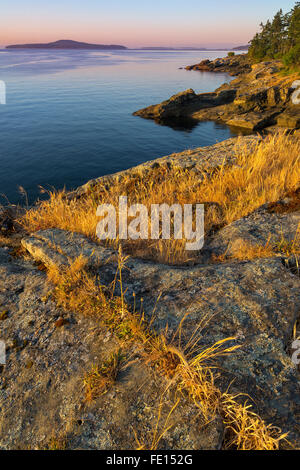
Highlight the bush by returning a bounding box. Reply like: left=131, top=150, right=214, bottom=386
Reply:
left=283, top=43, right=300, bottom=66
left=228, top=52, right=235, bottom=57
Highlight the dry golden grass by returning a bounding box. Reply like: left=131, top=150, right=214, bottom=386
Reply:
left=212, top=238, right=275, bottom=262
left=222, top=394, right=288, bottom=450
left=273, top=229, right=300, bottom=257
left=45, top=253, right=289, bottom=450
left=83, top=349, right=125, bottom=401
left=0, top=235, right=14, bottom=246
left=229, top=238, right=276, bottom=261
left=46, top=433, right=68, bottom=450
left=198, top=132, right=299, bottom=225
left=21, top=132, right=300, bottom=264
left=213, top=228, right=300, bottom=263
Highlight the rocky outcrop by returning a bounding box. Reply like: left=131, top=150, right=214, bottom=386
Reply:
left=205, top=201, right=300, bottom=262
left=134, top=58, right=300, bottom=133
left=1, top=135, right=299, bottom=448
left=0, top=248, right=222, bottom=450
left=19, top=190, right=300, bottom=446
left=185, top=54, right=252, bottom=76
left=73, top=136, right=260, bottom=197
left=225, top=110, right=280, bottom=131
left=277, top=107, right=300, bottom=128
left=133, top=88, right=236, bottom=121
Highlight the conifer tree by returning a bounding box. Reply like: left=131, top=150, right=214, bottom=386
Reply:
left=248, top=2, right=299, bottom=66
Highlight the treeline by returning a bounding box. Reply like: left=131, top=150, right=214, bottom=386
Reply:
left=248, top=2, right=300, bottom=66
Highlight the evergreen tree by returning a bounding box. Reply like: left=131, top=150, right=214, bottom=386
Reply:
left=248, top=2, right=300, bottom=66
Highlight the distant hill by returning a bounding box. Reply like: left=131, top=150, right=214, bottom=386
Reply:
left=6, top=40, right=127, bottom=50
left=5, top=39, right=249, bottom=52
left=138, top=46, right=249, bottom=51
left=139, top=47, right=208, bottom=51
left=233, top=45, right=250, bottom=50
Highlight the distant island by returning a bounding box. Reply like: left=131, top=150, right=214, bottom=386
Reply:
left=138, top=46, right=249, bottom=51
left=6, top=39, right=127, bottom=50
left=139, top=47, right=208, bottom=51
left=5, top=40, right=249, bottom=51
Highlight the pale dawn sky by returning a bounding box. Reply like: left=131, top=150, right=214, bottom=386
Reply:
left=1, top=0, right=297, bottom=48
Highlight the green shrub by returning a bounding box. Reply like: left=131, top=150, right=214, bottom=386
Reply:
left=283, top=43, right=300, bottom=66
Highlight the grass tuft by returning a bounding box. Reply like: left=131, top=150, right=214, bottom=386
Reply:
left=21, top=132, right=300, bottom=264
left=84, top=349, right=126, bottom=401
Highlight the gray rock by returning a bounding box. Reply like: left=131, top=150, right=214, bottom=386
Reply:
left=185, top=54, right=252, bottom=76
left=133, top=88, right=236, bottom=121
left=226, top=110, right=280, bottom=130
left=206, top=204, right=300, bottom=258
left=20, top=214, right=300, bottom=444
left=0, top=248, right=223, bottom=450
left=277, top=107, right=300, bottom=129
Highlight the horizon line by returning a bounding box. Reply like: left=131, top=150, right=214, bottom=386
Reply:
left=0, top=38, right=250, bottom=49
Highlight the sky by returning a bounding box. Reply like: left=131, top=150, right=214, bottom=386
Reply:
left=1, top=0, right=297, bottom=48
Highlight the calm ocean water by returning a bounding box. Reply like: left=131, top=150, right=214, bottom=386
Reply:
left=0, top=49, right=243, bottom=204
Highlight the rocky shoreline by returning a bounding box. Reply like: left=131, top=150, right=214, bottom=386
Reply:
left=0, top=55, right=299, bottom=449
left=0, top=132, right=299, bottom=449
left=185, top=54, right=252, bottom=76
left=134, top=54, right=300, bottom=133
